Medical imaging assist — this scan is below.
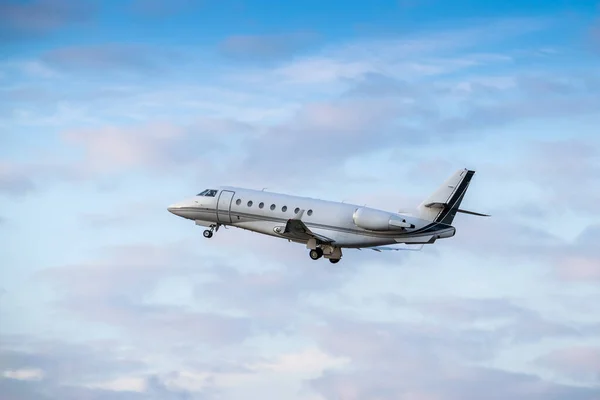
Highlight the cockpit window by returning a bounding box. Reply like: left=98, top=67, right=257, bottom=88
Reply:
left=197, top=189, right=218, bottom=197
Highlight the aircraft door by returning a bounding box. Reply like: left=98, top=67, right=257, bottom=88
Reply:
left=216, top=190, right=235, bottom=224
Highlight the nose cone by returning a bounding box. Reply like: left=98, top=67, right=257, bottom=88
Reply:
left=167, top=203, right=184, bottom=217
left=168, top=198, right=202, bottom=220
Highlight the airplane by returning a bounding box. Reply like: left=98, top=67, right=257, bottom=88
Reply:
left=167, top=168, right=489, bottom=263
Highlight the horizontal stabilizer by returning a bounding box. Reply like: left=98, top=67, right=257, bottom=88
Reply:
left=456, top=209, right=490, bottom=217
left=423, top=202, right=445, bottom=208
left=424, top=203, right=490, bottom=217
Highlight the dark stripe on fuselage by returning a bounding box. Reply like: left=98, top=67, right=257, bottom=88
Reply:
left=173, top=207, right=454, bottom=239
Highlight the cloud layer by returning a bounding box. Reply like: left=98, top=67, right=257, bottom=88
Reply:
left=2, top=3, right=600, bottom=400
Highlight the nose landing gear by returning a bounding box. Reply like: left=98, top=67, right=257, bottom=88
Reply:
left=203, top=224, right=220, bottom=239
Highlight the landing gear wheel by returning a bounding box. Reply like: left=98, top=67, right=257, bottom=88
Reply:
left=309, top=248, right=323, bottom=260
left=203, top=229, right=213, bottom=238
left=329, top=258, right=340, bottom=264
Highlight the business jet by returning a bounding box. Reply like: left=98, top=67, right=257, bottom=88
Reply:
left=167, top=168, right=488, bottom=263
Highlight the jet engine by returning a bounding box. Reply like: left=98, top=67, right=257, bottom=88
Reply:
left=352, top=207, right=415, bottom=231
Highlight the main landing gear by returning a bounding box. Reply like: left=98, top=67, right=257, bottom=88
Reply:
left=309, top=248, right=323, bottom=260
left=203, top=224, right=220, bottom=239
left=308, top=246, right=342, bottom=263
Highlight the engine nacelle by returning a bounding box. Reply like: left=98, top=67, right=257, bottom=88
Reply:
left=352, top=207, right=415, bottom=231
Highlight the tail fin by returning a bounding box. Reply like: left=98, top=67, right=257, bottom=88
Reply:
left=416, top=168, right=488, bottom=225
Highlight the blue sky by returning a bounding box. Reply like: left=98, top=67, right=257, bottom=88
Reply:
left=1, top=0, right=600, bottom=399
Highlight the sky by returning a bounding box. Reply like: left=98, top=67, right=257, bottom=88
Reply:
left=1, top=0, right=600, bottom=399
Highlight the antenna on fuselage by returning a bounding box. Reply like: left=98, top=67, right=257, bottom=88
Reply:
left=262, top=187, right=267, bottom=191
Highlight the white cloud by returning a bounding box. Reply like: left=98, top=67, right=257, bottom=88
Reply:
left=2, top=368, right=44, bottom=381
left=18, top=60, right=60, bottom=79
left=86, top=376, right=146, bottom=392
left=261, top=16, right=545, bottom=86
left=555, top=256, right=600, bottom=282
left=250, top=348, right=349, bottom=375
left=273, top=57, right=373, bottom=84
left=61, top=122, right=186, bottom=173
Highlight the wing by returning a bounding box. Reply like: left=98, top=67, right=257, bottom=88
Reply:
left=367, top=244, right=424, bottom=252
left=276, top=210, right=334, bottom=243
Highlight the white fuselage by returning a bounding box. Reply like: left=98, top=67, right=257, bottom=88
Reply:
left=167, top=186, right=456, bottom=248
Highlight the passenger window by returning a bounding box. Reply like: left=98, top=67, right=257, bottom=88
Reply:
left=259, top=202, right=264, bottom=209
left=270, top=204, right=276, bottom=210
left=294, top=207, right=300, bottom=214
left=247, top=201, right=253, bottom=207
left=307, top=209, right=313, bottom=216
left=282, top=206, right=287, bottom=212
left=236, top=199, right=241, bottom=205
